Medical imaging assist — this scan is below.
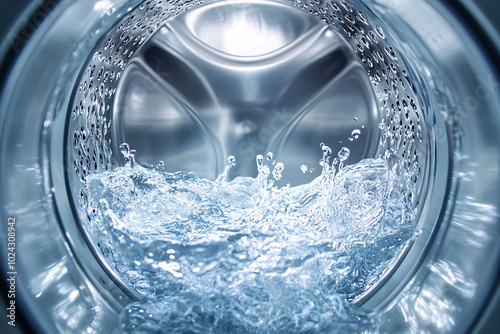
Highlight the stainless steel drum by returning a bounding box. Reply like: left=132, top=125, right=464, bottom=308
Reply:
left=0, top=0, right=499, bottom=333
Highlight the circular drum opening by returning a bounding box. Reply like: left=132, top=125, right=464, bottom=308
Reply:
left=64, top=0, right=448, bottom=329
left=1, top=0, right=499, bottom=333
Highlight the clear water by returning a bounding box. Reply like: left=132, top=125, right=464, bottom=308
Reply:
left=85, top=144, right=418, bottom=333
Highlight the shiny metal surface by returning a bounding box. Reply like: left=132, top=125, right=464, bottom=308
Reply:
left=375, top=1, right=500, bottom=331
left=0, top=2, right=139, bottom=332
left=0, top=0, right=499, bottom=333
left=114, top=1, right=377, bottom=183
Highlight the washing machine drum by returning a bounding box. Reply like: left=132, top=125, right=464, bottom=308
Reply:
left=1, top=0, right=499, bottom=333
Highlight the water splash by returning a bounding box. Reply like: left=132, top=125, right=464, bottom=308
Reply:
left=85, top=143, right=418, bottom=333
left=119, top=143, right=136, bottom=168
left=216, top=155, right=236, bottom=183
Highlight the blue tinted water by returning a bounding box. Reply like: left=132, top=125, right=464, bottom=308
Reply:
left=85, top=144, right=418, bottom=333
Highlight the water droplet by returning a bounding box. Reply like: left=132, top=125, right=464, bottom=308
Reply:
left=256, top=155, right=264, bottom=168
left=378, top=122, right=385, bottom=130
left=337, top=147, right=350, bottom=162
left=266, top=152, right=273, bottom=161
left=321, top=143, right=332, bottom=157
left=349, top=129, right=361, bottom=141
left=300, top=165, right=308, bottom=174
left=354, top=117, right=358, bottom=121
left=119, top=143, right=130, bottom=162
left=156, top=161, right=165, bottom=170
left=228, top=156, right=236, bottom=166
